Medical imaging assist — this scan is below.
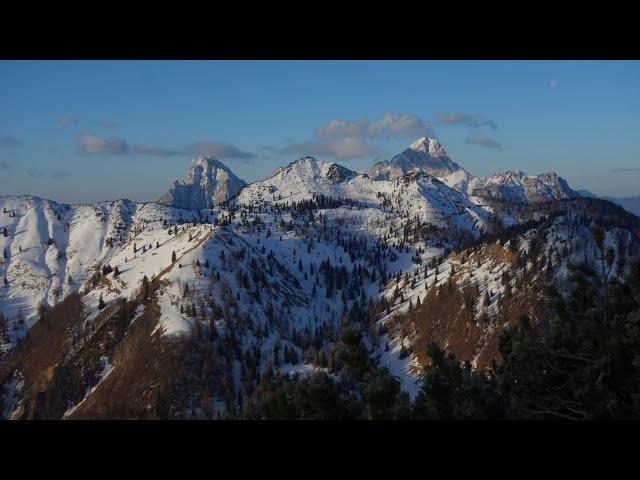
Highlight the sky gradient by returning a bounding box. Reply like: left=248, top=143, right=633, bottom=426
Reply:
left=1, top=60, right=639, bottom=203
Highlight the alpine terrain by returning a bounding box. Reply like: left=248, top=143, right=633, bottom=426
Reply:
left=1, top=137, right=639, bottom=420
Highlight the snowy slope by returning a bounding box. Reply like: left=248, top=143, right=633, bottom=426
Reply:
left=469, top=171, right=579, bottom=202
left=0, top=194, right=215, bottom=335
left=370, top=137, right=467, bottom=181
left=2, top=136, right=628, bottom=415
left=235, top=156, right=488, bottom=231
left=369, top=137, right=578, bottom=203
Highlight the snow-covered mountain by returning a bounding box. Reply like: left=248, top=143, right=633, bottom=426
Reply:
left=369, top=137, right=577, bottom=202
left=0, top=195, right=214, bottom=342
left=469, top=170, right=579, bottom=202
left=235, top=156, right=487, bottom=231
left=0, top=137, right=584, bottom=343
left=159, top=156, right=246, bottom=209
left=2, top=135, right=637, bottom=420
left=370, top=137, right=473, bottom=191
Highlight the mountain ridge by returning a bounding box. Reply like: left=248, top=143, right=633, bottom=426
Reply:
left=4, top=136, right=636, bottom=420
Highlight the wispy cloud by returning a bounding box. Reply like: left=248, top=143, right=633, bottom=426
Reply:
left=132, top=145, right=180, bottom=157
left=0, top=135, right=21, bottom=147
left=314, top=113, right=430, bottom=140
left=0, top=160, right=11, bottom=171
left=98, top=120, right=119, bottom=129
left=76, top=133, right=129, bottom=156
left=549, top=79, right=559, bottom=89
left=274, top=112, right=430, bottom=161
left=279, top=137, right=376, bottom=160
left=26, top=168, right=44, bottom=178
left=368, top=113, right=430, bottom=138
left=315, top=119, right=370, bottom=139
left=58, top=115, right=77, bottom=127
left=75, top=133, right=255, bottom=162
left=612, top=167, right=640, bottom=173
left=50, top=171, right=70, bottom=179
left=183, top=142, right=256, bottom=162
left=466, top=136, right=501, bottom=149
left=27, top=168, right=69, bottom=179
left=435, top=112, right=497, bottom=130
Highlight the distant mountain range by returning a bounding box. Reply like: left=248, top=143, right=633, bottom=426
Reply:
left=2, top=136, right=639, bottom=420
left=159, top=136, right=580, bottom=212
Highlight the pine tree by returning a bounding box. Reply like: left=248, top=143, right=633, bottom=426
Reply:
left=142, top=275, right=150, bottom=300
left=364, top=367, right=402, bottom=419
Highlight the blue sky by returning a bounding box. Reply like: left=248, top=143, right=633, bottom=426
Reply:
left=0, top=60, right=639, bottom=203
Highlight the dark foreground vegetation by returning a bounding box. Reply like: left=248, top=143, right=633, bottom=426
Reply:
left=247, top=227, right=640, bottom=420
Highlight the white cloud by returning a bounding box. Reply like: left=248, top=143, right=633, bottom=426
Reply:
left=367, top=113, right=429, bottom=138
left=315, top=119, right=369, bottom=139
left=183, top=142, right=256, bottom=161
left=280, top=137, right=374, bottom=160
left=435, top=112, right=497, bottom=130
left=75, top=134, right=255, bottom=162
left=466, top=136, right=501, bottom=149
left=277, top=112, right=429, bottom=161
left=76, top=133, right=129, bottom=156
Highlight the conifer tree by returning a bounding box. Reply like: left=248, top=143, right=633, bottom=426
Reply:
left=142, top=275, right=150, bottom=300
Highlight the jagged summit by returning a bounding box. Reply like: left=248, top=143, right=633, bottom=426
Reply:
left=370, top=136, right=465, bottom=181
left=408, top=136, right=447, bottom=156
left=158, top=156, right=246, bottom=209
left=272, top=156, right=357, bottom=182
left=367, top=137, right=579, bottom=202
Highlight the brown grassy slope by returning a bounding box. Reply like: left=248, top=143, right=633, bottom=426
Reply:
left=0, top=293, right=85, bottom=419
left=67, top=293, right=185, bottom=420
left=67, top=229, right=220, bottom=419
left=387, top=242, right=550, bottom=372
left=0, top=294, right=143, bottom=419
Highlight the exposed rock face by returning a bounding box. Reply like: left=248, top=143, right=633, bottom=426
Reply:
left=370, top=137, right=578, bottom=203
left=370, top=137, right=465, bottom=180
left=158, top=156, right=245, bottom=209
